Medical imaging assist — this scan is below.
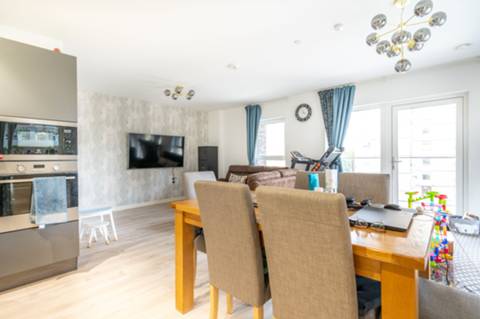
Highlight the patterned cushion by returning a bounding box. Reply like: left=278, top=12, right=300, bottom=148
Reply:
left=228, top=173, right=248, bottom=184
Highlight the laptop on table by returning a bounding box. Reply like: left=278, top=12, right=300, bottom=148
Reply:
left=349, top=206, right=415, bottom=232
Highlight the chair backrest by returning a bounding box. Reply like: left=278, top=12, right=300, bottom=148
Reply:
left=294, top=171, right=320, bottom=190
left=194, top=181, right=267, bottom=306
left=295, top=171, right=391, bottom=204
left=420, top=278, right=480, bottom=319
left=339, top=172, right=390, bottom=204
left=256, top=186, right=358, bottom=319
left=183, top=171, right=216, bottom=199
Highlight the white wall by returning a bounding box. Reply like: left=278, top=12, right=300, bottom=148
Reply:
left=211, top=92, right=325, bottom=177
left=208, top=58, right=480, bottom=212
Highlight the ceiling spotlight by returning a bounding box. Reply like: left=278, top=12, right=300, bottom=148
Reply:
left=226, top=63, right=239, bottom=70
left=333, top=23, right=344, bottom=32
left=164, top=85, right=195, bottom=101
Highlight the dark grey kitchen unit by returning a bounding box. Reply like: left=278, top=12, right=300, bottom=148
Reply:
left=0, top=37, right=77, bottom=122
left=0, top=208, right=79, bottom=292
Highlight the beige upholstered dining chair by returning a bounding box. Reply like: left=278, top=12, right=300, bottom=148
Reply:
left=183, top=171, right=216, bottom=253
left=195, top=181, right=270, bottom=319
left=183, top=171, right=217, bottom=199
left=183, top=171, right=216, bottom=278
left=256, top=186, right=380, bottom=319
left=420, top=278, right=480, bottom=319
left=295, top=171, right=391, bottom=204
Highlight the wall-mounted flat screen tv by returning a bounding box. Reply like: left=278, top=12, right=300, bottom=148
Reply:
left=128, top=133, right=185, bottom=169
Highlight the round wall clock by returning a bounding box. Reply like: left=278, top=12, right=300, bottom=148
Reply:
left=295, top=104, right=312, bottom=122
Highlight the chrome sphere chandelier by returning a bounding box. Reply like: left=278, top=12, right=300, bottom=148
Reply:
left=164, top=85, right=195, bottom=100
left=366, top=0, right=447, bottom=73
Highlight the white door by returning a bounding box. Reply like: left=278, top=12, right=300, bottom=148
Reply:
left=392, top=97, right=464, bottom=213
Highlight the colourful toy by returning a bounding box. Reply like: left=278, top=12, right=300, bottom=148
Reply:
left=406, top=189, right=454, bottom=284
left=429, top=211, right=454, bottom=285
left=405, top=190, right=448, bottom=213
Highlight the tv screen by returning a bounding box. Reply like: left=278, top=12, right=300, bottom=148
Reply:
left=128, top=133, right=185, bottom=169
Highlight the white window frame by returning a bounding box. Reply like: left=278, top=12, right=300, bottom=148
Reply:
left=255, top=117, right=286, bottom=166
left=391, top=96, right=466, bottom=213
left=352, top=92, right=468, bottom=213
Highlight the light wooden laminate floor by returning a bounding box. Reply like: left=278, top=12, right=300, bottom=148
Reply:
left=0, top=204, right=273, bottom=319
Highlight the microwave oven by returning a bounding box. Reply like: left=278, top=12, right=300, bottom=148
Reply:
left=0, top=116, right=77, bottom=161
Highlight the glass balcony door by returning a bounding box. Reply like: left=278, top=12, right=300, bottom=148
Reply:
left=392, top=97, right=464, bottom=213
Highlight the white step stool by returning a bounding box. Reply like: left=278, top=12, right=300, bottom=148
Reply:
left=82, top=219, right=111, bottom=248
left=79, top=207, right=118, bottom=246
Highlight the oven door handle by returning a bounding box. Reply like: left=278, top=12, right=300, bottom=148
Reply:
left=0, top=176, right=76, bottom=184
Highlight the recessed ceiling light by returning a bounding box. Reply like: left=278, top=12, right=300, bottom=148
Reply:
left=293, top=39, right=302, bottom=45
left=226, top=63, right=239, bottom=70
left=333, top=23, right=344, bottom=32
left=455, top=43, right=472, bottom=50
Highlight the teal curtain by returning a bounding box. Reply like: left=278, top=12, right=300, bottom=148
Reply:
left=318, top=85, right=356, bottom=171
left=245, top=104, right=262, bottom=165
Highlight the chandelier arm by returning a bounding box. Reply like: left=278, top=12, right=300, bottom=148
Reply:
left=403, top=14, right=416, bottom=26
left=377, top=25, right=401, bottom=39
left=405, top=20, right=430, bottom=27
left=400, top=7, right=405, bottom=27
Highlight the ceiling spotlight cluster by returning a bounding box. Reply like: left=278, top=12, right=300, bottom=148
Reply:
left=366, top=0, right=447, bottom=73
left=164, top=86, right=195, bottom=100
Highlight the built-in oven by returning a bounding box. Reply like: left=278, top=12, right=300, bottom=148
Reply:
left=0, top=116, right=77, bottom=161
left=0, top=161, right=78, bottom=217
left=0, top=116, right=78, bottom=217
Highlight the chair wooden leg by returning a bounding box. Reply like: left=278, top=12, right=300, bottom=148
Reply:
left=253, top=305, right=263, bottom=319
left=226, top=293, right=233, bottom=314
left=209, top=285, right=219, bottom=319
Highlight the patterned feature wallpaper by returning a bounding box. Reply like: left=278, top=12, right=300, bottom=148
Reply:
left=77, top=91, right=209, bottom=209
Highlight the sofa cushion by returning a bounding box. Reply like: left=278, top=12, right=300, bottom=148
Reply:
left=228, top=173, right=248, bottom=184
left=225, top=165, right=287, bottom=181
left=278, top=169, right=297, bottom=178
left=248, top=171, right=282, bottom=182
left=247, top=172, right=296, bottom=191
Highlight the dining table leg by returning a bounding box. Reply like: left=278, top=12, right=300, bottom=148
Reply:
left=381, top=263, right=419, bottom=319
left=175, top=209, right=195, bottom=314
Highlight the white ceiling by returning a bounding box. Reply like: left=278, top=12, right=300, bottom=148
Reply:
left=0, top=0, right=479, bottom=110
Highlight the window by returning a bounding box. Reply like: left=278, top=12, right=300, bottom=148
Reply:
left=342, top=107, right=382, bottom=173
left=255, top=118, right=286, bottom=166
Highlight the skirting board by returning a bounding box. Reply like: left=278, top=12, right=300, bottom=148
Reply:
left=113, top=197, right=185, bottom=212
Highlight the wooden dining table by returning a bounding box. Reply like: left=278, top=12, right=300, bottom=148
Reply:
left=172, top=199, right=434, bottom=319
